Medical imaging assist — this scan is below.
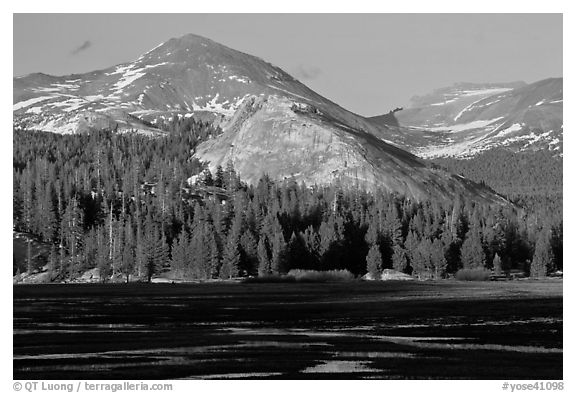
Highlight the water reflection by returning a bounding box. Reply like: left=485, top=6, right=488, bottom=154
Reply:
left=302, top=360, right=380, bottom=374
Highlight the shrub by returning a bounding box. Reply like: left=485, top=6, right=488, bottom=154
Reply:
left=287, top=269, right=355, bottom=282
left=242, top=275, right=296, bottom=283
left=242, top=269, right=355, bottom=283
left=455, top=268, right=491, bottom=281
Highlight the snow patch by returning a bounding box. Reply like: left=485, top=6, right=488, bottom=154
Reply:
left=422, top=117, right=504, bottom=133
left=496, top=123, right=523, bottom=138
left=453, top=97, right=490, bottom=121
left=473, top=98, right=502, bottom=109
left=106, top=64, right=133, bottom=76
left=14, top=96, right=53, bottom=111
left=84, top=95, right=106, bottom=102
left=429, top=98, right=458, bottom=106
left=33, top=87, right=62, bottom=93
left=111, top=69, right=146, bottom=92
left=52, top=83, right=80, bottom=90
left=459, top=87, right=513, bottom=97
left=61, top=98, right=88, bottom=112
left=191, top=94, right=246, bottom=116
left=26, top=107, right=43, bottom=114
left=38, top=117, right=79, bottom=134
left=110, top=62, right=169, bottom=94
left=228, top=75, right=251, bottom=84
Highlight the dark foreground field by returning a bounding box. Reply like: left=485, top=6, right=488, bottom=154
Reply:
left=14, top=280, right=562, bottom=380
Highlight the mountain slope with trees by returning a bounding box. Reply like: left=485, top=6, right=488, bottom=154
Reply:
left=13, top=124, right=562, bottom=282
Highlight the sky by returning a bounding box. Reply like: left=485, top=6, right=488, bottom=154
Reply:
left=13, top=13, right=562, bottom=117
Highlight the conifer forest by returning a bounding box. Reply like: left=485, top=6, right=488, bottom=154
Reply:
left=12, top=118, right=563, bottom=282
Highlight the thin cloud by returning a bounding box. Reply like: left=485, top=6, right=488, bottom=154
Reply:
left=292, top=65, right=322, bottom=81
left=70, top=40, right=92, bottom=55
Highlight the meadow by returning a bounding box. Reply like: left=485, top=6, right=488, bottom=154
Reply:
left=13, top=280, right=562, bottom=379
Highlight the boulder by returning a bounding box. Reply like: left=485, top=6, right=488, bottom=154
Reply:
left=362, top=269, right=414, bottom=281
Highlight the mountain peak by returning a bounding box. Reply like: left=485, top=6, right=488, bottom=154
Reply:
left=160, top=33, right=221, bottom=52
left=138, top=33, right=237, bottom=63
left=173, top=33, right=217, bottom=44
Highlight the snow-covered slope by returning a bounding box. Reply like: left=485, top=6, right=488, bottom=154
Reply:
left=370, top=79, right=563, bottom=158
left=13, top=34, right=382, bottom=137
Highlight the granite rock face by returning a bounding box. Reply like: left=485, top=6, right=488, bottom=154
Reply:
left=195, top=95, right=504, bottom=203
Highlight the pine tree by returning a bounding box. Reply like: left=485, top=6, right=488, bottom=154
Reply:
left=318, top=216, right=345, bottom=269
left=287, top=231, right=309, bottom=270
left=47, top=245, right=59, bottom=281
left=366, top=244, right=383, bottom=278
left=461, top=229, right=486, bottom=269
left=271, top=232, right=287, bottom=274
left=364, top=215, right=379, bottom=246
left=135, top=225, right=146, bottom=280
left=441, top=229, right=461, bottom=274
left=95, top=227, right=111, bottom=282
left=39, top=182, right=57, bottom=243
left=20, top=169, right=35, bottom=234
left=122, top=244, right=135, bottom=283
left=392, top=245, right=408, bottom=273
left=204, top=221, right=221, bottom=278
left=412, top=238, right=433, bottom=278
left=121, top=220, right=135, bottom=282
left=220, top=233, right=241, bottom=279
left=82, top=229, right=98, bottom=271
left=143, top=235, right=157, bottom=283
left=239, top=230, right=259, bottom=275
left=383, top=206, right=402, bottom=246
left=188, top=218, right=220, bottom=279
left=430, top=238, right=447, bottom=279
left=257, top=237, right=271, bottom=276
left=214, top=165, right=224, bottom=188
left=531, top=230, right=554, bottom=278
left=26, top=238, right=33, bottom=274
left=303, top=226, right=321, bottom=265
left=224, top=160, right=239, bottom=191
left=380, top=235, right=394, bottom=270
left=188, top=224, right=205, bottom=279
left=142, top=224, right=166, bottom=282
left=61, top=198, right=84, bottom=278
left=170, top=231, right=189, bottom=278
left=404, top=230, right=419, bottom=270
left=156, top=234, right=170, bottom=274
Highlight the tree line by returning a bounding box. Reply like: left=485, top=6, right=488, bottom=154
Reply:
left=13, top=121, right=562, bottom=281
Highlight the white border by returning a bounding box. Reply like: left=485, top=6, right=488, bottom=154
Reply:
left=3, top=3, right=571, bottom=391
